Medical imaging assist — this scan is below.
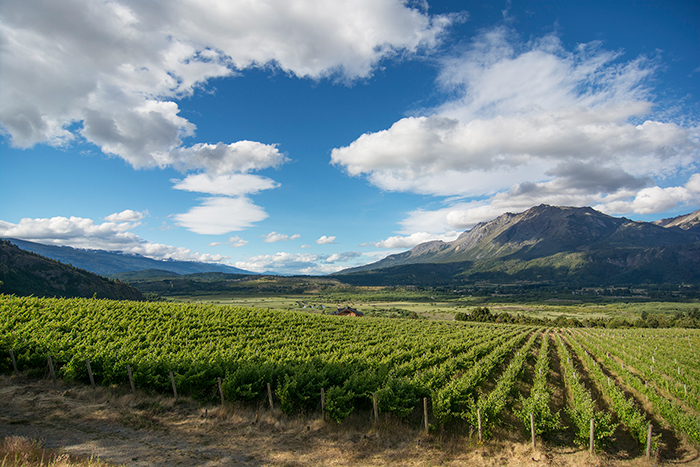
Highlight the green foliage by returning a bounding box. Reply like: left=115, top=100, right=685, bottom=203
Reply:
left=324, top=385, right=355, bottom=423
left=376, top=377, right=425, bottom=420
left=555, top=333, right=617, bottom=446
left=516, top=333, right=561, bottom=436
left=3, top=293, right=699, bottom=445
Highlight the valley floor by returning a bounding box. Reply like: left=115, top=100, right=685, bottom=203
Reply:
left=1, top=376, right=698, bottom=467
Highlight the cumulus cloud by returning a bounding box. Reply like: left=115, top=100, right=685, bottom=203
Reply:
left=316, top=235, right=337, bottom=244
left=172, top=173, right=280, bottom=197
left=0, top=214, right=227, bottom=263
left=208, top=236, right=248, bottom=248
left=395, top=173, right=700, bottom=234
left=1, top=0, right=450, bottom=159
left=235, top=250, right=367, bottom=275
left=235, top=252, right=320, bottom=274
left=326, top=251, right=362, bottom=263
left=599, top=174, right=700, bottom=215
left=363, top=231, right=461, bottom=249
left=172, top=197, right=268, bottom=235
left=1, top=0, right=452, bottom=237
left=331, top=26, right=700, bottom=224
left=263, top=232, right=301, bottom=243
left=104, top=209, right=147, bottom=223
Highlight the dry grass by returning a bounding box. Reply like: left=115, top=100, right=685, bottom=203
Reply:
left=0, top=436, right=119, bottom=467
left=2, top=375, right=699, bottom=467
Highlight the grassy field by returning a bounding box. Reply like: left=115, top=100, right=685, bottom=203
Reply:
left=166, top=292, right=699, bottom=322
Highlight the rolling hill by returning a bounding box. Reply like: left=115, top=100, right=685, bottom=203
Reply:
left=0, top=240, right=144, bottom=299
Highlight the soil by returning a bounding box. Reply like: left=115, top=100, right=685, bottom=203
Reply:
left=1, top=375, right=699, bottom=467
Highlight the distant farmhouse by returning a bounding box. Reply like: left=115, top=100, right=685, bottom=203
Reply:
left=330, top=306, right=364, bottom=317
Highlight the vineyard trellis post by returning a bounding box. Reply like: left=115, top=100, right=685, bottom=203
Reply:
left=217, top=377, right=224, bottom=405
left=589, top=418, right=594, bottom=454
left=423, top=397, right=429, bottom=434
left=170, top=371, right=178, bottom=399
left=47, top=356, right=56, bottom=383
left=477, top=408, right=482, bottom=443
left=530, top=413, right=535, bottom=448
left=321, top=388, right=325, bottom=420
left=9, top=349, right=18, bottom=376
left=86, top=359, right=95, bottom=388
left=646, top=424, right=653, bottom=458
left=127, top=364, right=136, bottom=394
left=372, top=393, right=378, bottom=426
left=267, top=383, right=273, bottom=410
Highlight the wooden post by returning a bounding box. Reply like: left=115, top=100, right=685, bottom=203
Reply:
left=267, top=382, right=273, bottom=410
left=589, top=418, right=595, bottom=454
left=477, top=408, right=482, bottom=443
left=321, top=388, right=325, bottom=420
left=170, top=371, right=178, bottom=399
left=372, top=393, right=379, bottom=426
left=86, top=359, right=95, bottom=388
left=684, top=384, right=688, bottom=397
left=423, top=397, right=429, bottom=434
left=530, top=413, right=536, bottom=448
left=646, top=424, right=653, bottom=458
left=127, top=364, right=136, bottom=394
left=217, top=377, right=225, bottom=405
left=47, top=356, right=56, bottom=383
left=9, top=349, right=19, bottom=376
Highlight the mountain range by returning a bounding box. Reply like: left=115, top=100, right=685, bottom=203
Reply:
left=336, top=205, right=700, bottom=286
left=4, top=238, right=253, bottom=277
left=3, top=205, right=700, bottom=291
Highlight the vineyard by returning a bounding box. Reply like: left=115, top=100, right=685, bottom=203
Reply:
left=2, top=294, right=700, bottom=460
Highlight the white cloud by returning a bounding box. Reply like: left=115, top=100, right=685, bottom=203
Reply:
left=172, top=141, right=288, bottom=175
left=263, top=232, right=301, bottom=243
left=235, top=250, right=368, bottom=275
left=173, top=197, right=268, bottom=235
left=326, top=251, right=362, bottom=263
left=395, top=172, right=700, bottom=233
left=316, top=235, right=337, bottom=244
left=235, top=252, right=320, bottom=274
left=598, top=175, right=700, bottom=215
left=1, top=0, right=451, bottom=238
left=208, top=236, right=248, bottom=248
left=363, top=231, right=461, bottom=249
left=104, top=209, right=146, bottom=223
left=331, top=26, right=700, bottom=225
left=0, top=0, right=450, bottom=165
left=0, top=214, right=227, bottom=263
left=172, top=173, right=280, bottom=197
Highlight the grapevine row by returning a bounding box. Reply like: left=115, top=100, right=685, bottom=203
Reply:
left=554, top=332, right=616, bottom=446
left=516, top=331, right=560, bottom=436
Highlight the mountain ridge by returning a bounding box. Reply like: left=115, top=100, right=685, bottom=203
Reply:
left=339, top=205, right=700, bottom=285
left=4, top=238, right=255, bottom=277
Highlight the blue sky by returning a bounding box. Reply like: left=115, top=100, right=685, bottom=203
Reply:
left=1, top=0, right=699, bottom=275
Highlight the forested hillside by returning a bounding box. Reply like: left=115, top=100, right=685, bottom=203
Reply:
left=0, top=240, right=144, bottom=300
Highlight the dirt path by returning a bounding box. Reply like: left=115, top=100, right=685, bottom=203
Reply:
left=1, top=375, right=698, bottom=467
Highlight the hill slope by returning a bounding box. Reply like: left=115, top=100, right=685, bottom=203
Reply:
left=337, top=205, right=700, bottom=286
left=0, top=240, right=144, bottom=299
left=5, top=238, right=253, bottom=277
